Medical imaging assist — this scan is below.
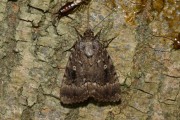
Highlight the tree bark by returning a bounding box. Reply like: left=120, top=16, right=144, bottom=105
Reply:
left=0, top=0, right=179, bottom=120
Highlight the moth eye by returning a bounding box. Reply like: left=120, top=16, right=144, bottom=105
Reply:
left=104, top=65, right=107, bottom=69
left=73, top=66, right=76, bottom=71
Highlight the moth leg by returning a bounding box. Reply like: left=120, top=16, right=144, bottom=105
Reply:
left=73, top=27, right=83, bottom=40
left=103, top=36, right=117, bottom=48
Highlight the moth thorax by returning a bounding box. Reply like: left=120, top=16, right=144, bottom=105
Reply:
left=84, top=42, right=94, bottom=57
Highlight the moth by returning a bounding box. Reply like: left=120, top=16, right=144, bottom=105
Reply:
left=60, top=28, right=121, bottom=104
left=53, top=0, right=91, bottom=21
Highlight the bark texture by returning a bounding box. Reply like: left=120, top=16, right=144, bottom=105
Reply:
left=0, top=0, right=179, bottom=120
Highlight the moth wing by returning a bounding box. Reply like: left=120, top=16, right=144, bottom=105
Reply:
left=88, top=48, right=121, bottom=102
left=60, top=49, right=89, bottom=104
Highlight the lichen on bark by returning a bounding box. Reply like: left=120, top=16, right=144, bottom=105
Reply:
left=0, top=0, right=179, bottom=120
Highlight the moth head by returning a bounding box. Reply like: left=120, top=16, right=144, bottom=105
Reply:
left=81, top=29, right=94, bottom=41
left=83, top=29, right=94, bottom=38
left=76, top=29, right=101, bottom=58
left=79, top=41, right=100, bottom=58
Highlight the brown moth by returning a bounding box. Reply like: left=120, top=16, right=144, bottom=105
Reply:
left=60, top=28, right=121, bottom=104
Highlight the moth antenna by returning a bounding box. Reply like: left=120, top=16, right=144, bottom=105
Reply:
left=73, top=26, right=83, bottom=40
left=92, top=10, right=114, bottom=30
left=94, top=29, right=102, bottom=40
left=91, top=0, right=117, bottom=30
left=104, top=36, right=118, bottom=48
left=87, top=2, right=90, bottom=29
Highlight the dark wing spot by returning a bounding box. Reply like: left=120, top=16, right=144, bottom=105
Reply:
left=110, top=64, right=115, bottom=71
left=108, top=55, right=110, bottom=59
left=68, top=68, right=76, bottom=80
left=104, top=68, right=109, bottom=82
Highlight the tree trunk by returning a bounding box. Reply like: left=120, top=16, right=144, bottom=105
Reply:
left=0, top=0, right=179, bottom=120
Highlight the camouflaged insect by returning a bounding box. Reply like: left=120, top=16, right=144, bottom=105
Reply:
left=60, top=28, right=121, bottom=104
